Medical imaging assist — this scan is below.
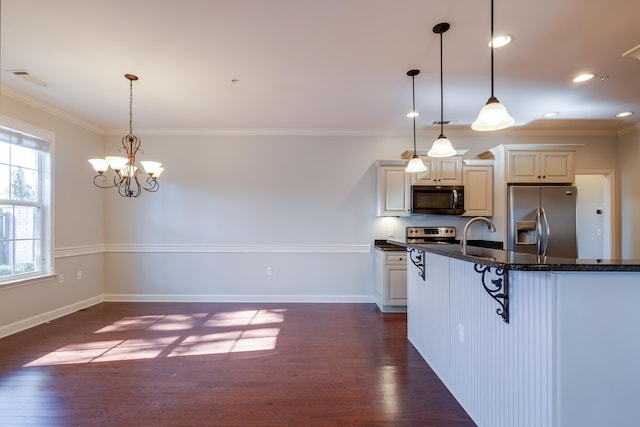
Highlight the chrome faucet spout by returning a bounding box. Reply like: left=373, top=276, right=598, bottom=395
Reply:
left=461, top=216, right=496, bottom=255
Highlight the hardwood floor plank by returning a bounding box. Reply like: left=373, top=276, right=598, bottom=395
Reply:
left=0, top=303, right=475, bottom=426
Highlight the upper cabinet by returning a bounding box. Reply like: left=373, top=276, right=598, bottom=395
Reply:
left=412, top=156, right=463, bottom=186
left=462, top=163, right=493, bottom=217
left=375, top=161, right=411, bottom=217
left=508, top=151, right=574, bottom=184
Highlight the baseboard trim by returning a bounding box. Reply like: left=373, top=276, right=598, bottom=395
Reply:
left=103, top=294, right=376, bottom=303
left=0, top=295, right=104, bottom=339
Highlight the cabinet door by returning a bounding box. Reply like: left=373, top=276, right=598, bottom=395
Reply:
left=413, top=156, right=462, bottom=185
left=413, top=157, right=438, bottom=184
left=438, top=157, right=463, bottom=185
left=386, top=264, right=408, bottom=304
left=508, top=151, right=540, bottom=183
left=540, top=152, right=573, bottom=183
left=377, top=166, right=411, bottom=216
left=462, top=166, right=493, bottom=216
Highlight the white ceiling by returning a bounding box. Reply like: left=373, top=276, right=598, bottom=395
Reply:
left=1, top=0, right=639, bottom=133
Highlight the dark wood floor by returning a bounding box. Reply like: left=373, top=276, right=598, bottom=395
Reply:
left=0, top=302, right=475, bottom=426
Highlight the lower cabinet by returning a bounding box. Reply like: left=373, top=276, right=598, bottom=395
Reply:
left=374, top=249, right=407, bottom=312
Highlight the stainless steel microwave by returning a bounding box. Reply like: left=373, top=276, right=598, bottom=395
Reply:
left=411, top=185, right=464, bottom=215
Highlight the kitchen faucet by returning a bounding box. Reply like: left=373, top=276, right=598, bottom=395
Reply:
left=461, top=217, right=496, bottom=255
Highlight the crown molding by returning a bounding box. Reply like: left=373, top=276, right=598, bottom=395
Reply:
left=1, top=84, right=105, bottom=135
left=3, top=84, right=635, bottom=138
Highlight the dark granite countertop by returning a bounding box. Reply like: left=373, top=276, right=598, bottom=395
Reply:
left=374, top=239, right=406, bottom=251
left=387, top=238, right=640, bottom=272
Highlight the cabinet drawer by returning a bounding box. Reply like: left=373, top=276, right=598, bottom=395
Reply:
left=385, top=253, right=407, bottom=264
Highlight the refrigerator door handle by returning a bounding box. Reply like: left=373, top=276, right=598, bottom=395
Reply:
left=540, top=206, right=551, bottom=256
left=536, top=207, right=543, bottom=255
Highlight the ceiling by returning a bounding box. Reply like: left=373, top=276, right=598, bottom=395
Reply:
left=1, top=0, right=639, bottom=134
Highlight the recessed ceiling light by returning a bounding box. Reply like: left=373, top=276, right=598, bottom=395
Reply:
left=543, top=112, right=559, bottom=118
left=616, top=111, right=634, bottom=118
left=407, top=111, right=419, bottom=118
left=573, top=73, right=595, bottom=83
left=489, top=35, right=512, bottom=48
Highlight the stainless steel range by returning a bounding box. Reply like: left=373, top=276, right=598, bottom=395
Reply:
left=406, top=226, right=457, bottom=244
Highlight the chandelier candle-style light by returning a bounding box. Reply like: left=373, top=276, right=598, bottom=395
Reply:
left=89, top=74, right=164, bottom=197
left=405, top=69, right=427, bottom=173
left=471, top=0, right=515, bottom=131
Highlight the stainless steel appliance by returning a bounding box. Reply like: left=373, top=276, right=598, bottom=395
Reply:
left=508, top=185, right=578, bottom=258
left=406, top=226, right=457, bottom=244
left=411, top=185, right=464, bottom=215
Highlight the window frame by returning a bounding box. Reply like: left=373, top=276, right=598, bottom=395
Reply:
left=0, top=116, right=53, bottom=287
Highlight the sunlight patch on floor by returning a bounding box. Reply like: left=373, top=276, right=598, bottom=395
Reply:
left=23, top=309, right=286, bottom=367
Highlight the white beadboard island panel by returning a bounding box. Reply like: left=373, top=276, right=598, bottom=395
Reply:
left=407, top=248, right=640, bottom=427
left=447, top=262, right=555, bottom=427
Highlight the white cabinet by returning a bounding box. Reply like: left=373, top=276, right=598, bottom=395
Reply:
left=375, top=249, right=407, bottom=312
left=462, top=165, right=493, bottom=217
left=508, top=151, right=574, bottom=183
left=413, top=156, right=463, bottom=186
left=376, top=161, right=411, bottom=216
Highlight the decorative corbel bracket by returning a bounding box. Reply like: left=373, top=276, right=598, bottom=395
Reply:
left=473, top=264, right=509, bottom=323
left=408, top=248, right=425, bottom=281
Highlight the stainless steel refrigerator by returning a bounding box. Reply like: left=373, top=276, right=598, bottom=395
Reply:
left=508, top=185, right=578, bottom=258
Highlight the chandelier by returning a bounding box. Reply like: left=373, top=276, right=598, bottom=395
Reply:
left=88, top=74, right=164, bottom=197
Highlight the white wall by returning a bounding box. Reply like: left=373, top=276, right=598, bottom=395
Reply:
left=619, top=126, right=640, bottom=258
left=100, top=129, right=621, bottom=301
left=0, top=93, right=105, bottom=337
left=0, top=90, right=633, bottom=331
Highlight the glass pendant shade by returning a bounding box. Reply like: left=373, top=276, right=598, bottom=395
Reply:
left=88, top=158, right=109, bottom=173
left=152, top=167, right=165, bottom=179
left=428, top=135, right=456, bottom=157
left=140, top=161, right=162, bottom=176
left=106, top=156, right=129, bottom=172
left=405, top=156, right=427, bottom=173
left=471, top=97, right=515, bottom=131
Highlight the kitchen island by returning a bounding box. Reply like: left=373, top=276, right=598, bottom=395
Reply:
left=389, top=239, right=640, bottom=427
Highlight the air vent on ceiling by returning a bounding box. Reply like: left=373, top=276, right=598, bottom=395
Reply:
left=7, top=69, right=48, bottom=87
left=622, top=44, right=640, bottom=60
left=433, top=120, right=450, bottom=125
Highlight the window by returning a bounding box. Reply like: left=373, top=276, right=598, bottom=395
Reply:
left=0, top=124, right=52, bottom=284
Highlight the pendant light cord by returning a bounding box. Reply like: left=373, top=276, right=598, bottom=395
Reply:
left=129, top=78, right=134, bottom=137
left=439, top=31, right=444, bottom=137
left=490, top=0, right=495, bottom=99
left=412, top=74, right=417, bottom=155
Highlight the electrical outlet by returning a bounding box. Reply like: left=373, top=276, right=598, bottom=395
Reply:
left=388, top=227, right=395, bottom=237
left=266, top=267, right=273, bottom=276
left=77, top=270, right=83, bottom=280
left=58, top=274, right=65, bottom=283
left=458, top=324, right=465, bottom=343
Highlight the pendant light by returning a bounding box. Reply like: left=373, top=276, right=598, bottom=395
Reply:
left=471, top=0, right=515, bottom=131
left=405, top=69, right=427, bottom=173
left=428, top=23, right=457, bottom=158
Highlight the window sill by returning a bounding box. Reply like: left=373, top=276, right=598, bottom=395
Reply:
left=0, top=274, right=57, bottom=291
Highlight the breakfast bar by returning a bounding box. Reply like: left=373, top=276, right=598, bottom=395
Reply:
left=389, top=239, right=640, bottom=427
